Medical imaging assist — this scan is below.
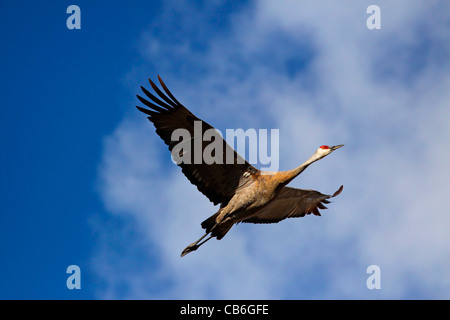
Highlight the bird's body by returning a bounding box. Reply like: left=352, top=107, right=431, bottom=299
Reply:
left=136, top=76, right=343, bottom=257
left=210, top=172, right=277, bottom=226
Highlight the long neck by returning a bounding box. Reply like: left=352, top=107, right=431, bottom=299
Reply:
left=277, top=152, right=322, bottom=186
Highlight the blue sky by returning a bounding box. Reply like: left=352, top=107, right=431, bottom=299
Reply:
left=0, top=0, right=164, bottom=299
left=1, top=0, right=450, bottom=299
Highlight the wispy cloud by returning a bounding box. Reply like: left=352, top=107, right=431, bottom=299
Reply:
left=93, top=0, right=450, bottom=299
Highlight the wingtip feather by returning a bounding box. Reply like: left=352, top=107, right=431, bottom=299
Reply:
left=332, top=185, right=344, bottom=197
left=149, top=77, right=178, bottom=108
left=136, top=105, right=156, bottom=116
left=157, top=75, right=182, bottom=106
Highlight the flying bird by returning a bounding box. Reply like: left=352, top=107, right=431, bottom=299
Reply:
left=136, top=76, right=344, bottom=257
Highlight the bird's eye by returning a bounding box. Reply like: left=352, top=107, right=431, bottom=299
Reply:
left=320, top=145, right=330, bottom=150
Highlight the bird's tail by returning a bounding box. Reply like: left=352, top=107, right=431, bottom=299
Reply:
left=211, top=219, right=233, bottom=240
left=201, top=212, right=219, bottom=233
left=201, top=212, right=234, bottom=240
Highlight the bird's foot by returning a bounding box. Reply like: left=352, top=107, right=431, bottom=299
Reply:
left=180, top=243, right=199, bottom=257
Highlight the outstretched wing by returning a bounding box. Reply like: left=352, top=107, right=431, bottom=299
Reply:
left=136, top=76, right=259, bottom=206
left=242, top=185, right=343, bottom=224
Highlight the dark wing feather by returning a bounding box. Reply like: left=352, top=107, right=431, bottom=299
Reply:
left=136, top=76, right=259, bottom=206
left=242, top=185, right=343, bottom=224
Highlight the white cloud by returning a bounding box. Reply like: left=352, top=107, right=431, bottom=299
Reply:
left=93, top=0, right=450, bottom=299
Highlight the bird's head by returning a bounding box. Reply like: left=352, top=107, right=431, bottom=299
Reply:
left=315, top=144, right=344, bottom=159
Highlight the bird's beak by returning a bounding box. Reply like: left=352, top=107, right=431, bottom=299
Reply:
left=331, top=144, right=344, bottom=151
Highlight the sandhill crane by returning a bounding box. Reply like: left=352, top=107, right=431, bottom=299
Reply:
left=136, top=76, right=344, bottom=257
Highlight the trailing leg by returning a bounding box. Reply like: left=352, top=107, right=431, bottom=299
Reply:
left=180, top=232, right=211, bottom=257
left=180, top=213, right=235, bottom=257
